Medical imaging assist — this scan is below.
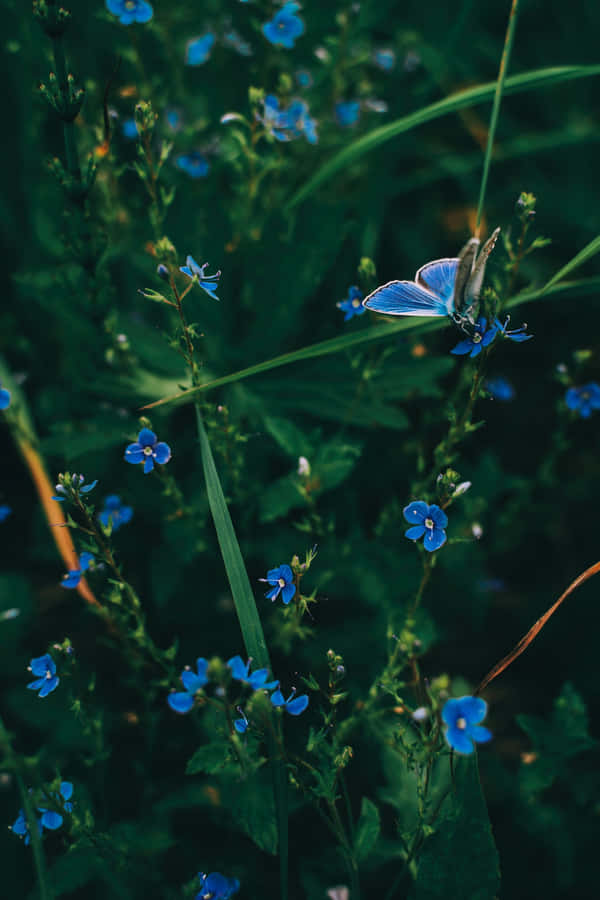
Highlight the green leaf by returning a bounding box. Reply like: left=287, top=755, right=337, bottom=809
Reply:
left=144, top=276, right=600, bottom=411
left=220, top=773, right=279, bottom=856
left=354, top=797, right=381, bottom=862
left=289, top=65, right=600, bottom=208
left=186, top=742, right=234, bottom=775
left=195, top=405, right=288, bottom=897
left=409, top=756, right=499, bottom=900
left=543, top=234, right=600, bottom=290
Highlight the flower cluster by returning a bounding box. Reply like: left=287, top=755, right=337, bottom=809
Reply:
left=565, top=382, right=600, bottom=418
left=12, top=782, right=74, bottom=844
left=61, top=552, right=94, bottom=589
left=52, top=473, right=98, bottom=502
left=442, top=696, right=492, bottom=754
left=168, top=658, right=209, bottom=714
left=124, top=428, right=171, bottom=474
left=259, top=95, right=317, bottom=144
left=260, top=564, right=296, bottom=604
left=403, top=501, right=448, bottom=552
left=26, top=654, right=59, bottom=698
left=337, top=286, right=365, bottom=321
left=262, top=2, right=304, bottom=49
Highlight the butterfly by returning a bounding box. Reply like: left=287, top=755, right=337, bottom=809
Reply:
left=362, top=227, right=501, bottom=332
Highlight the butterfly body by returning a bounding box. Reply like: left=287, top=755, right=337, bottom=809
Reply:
left=363, top=228, right=500, bottom=332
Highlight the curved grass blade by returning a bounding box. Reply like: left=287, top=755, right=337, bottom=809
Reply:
left=194, top=405, right=288, bottom=900
left=543, top=233, right=600, bottom=291
left=288, top=65, right=600, bottom=209
left=143, top=276, right=600, bottom=411
left=476, top=559, right=600, bottom=695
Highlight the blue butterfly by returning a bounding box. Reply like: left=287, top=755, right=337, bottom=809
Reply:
left=363, top=228, right=500, bottom=331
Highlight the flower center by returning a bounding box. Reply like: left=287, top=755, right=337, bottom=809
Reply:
left=278, top=578, right=286, bottom=587
left=125, top=0, right=136, bottom=8
left=424, top=517, right=434, bottom=529
left=581, top=392, right=590, bottom=400
left=456, top=716, right=467, bottom=730
left=352, top=298, right=361, bottom=307
left=473, top=333, right=482, bottom=343
left=278, top=21, right=286, bottom=29
left=143, top=446, right=153, bottom=456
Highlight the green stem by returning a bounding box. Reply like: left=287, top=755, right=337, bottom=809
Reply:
left=475, top=0, right=521, bottom=233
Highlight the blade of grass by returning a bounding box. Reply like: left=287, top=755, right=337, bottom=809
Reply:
left=288, top=64, right=600, bottom=209
left=143, top=276, right=600, bottom=411
left=475, top=0, right=520, bottom=234
left=194, top=405, right=288, bottom=900
left=542, top=233, right=600, bottom=290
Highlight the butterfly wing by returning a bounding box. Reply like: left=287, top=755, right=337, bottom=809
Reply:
left=362, top=280, right=450, bottom=317
left=415, top=258, right=458, bottom=312
left=463, top=227, right=501, bottom=312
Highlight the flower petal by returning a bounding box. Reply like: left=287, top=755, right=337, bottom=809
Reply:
left=441, top=698, right=462, bottom=726
left=403, top=501, right=429, bottom=524
left=39, top=676, right=59, bottom=698
left=41, top=810, right=63, bottom=830
left=79, top=552, right=94, bottom=572
left=181, top=671, right=206, bottom=693
left=27, top=677, right=47, bottom=692
left=143, top=457, right=155, bottom=474
left=405, top=525, right=426, bottom=541
left=423, top=527, right=446, bottom=552
left=285, top=694, right=309, bottom=715
left=168, top=692, right=195, bottom=714
left=30, top=654, right=54, bottom=677
left=227, top=656, right=249, bottom=680
left=457, top=695, right=487, bottom=725
left=270, top=690, right=285, bottom=708
left=468, top=724, right=492, bottom=744
left=124, top=443, right=144, bottom=464
left=137, top=428, right=157, bottom=448
left=60, top=782, right=73, bottom=801
left=153, top=442, right=171, bottom=464
left=428, top=505, right=448, bottom=528
left=281, top=583, right=296, bottom=604
left=234, top=718, right=248, bottom=733
left=445, top=726, right=474, bottom=754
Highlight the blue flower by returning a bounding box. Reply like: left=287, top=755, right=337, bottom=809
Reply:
left=52, top=474, right=98, bottom=501
left=60, top=552, right=94, bottom=589
left=176, top=151, right=210, bottom=178
left=37, top=782, right=74, bottom=831
left=494, top=316, right=533, bottom=343
left=26, top=654, right=59, bottom=698
left=0, top=504, right=12, bottom=522
left=106, top=0, right=153, bottom=25
left=124, top=427, right=171, bottom=474
left=271, top=687, right=309, bottom=716
left=337, top=286, right=365, bottom=321
left=0, top=382, right=10, bottom=410
left=234, top=708, right=249, bottom=733
left=262, top=2, right=305, bottom=49
left=295, top=68, right=313, bottom=88
left=179, top=256, right=221, bottom=299
left=195, top=872, right=240, bottom=900
left=485, top=376, right=515, bottom=401
left=186, top=33, right=215, bottom=66
left=260, top=564, right=296, bottom=604
left=403, top=501, right=448, bottom=552
left=451, top=316, right=499, bottom=358
left=335, top=101, right=360, bottom=127
left=259, top=95, right=317, bottom=143
left=98, top=495, right=133, bottom=531
left=373, top=48, right=396, bottom=71
left=11, top=782, right=73, bottom=844
left=565, top=382, right=600, bottom=418
left=442, top=696, right=492, bottom=754
left=165, top=107, right=183, bottom=132
left=227, top=655, right=279, bottom=691
left=122, top=118, right=139, bottom=139
left=168, top=658, right=209, bottom=714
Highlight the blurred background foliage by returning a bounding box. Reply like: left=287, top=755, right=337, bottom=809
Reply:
left=1, top=0, right=600, bottom=897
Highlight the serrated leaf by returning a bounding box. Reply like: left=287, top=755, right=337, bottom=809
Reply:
left=186, top=742, right=233, bottom=775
